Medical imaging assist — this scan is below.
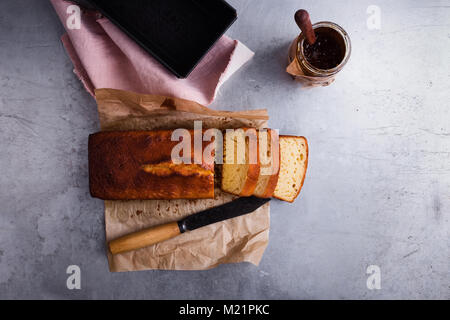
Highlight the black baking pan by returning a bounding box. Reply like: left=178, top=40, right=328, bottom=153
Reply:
left=84, top=0, right=237, bottom=78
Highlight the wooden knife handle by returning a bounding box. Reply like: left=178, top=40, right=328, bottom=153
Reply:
left=109, top=222, right=181, bottom=255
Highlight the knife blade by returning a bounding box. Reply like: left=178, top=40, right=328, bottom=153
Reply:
left=177, top=196, right=271, bottom=233
left=109, top=196, right=270, bottom=255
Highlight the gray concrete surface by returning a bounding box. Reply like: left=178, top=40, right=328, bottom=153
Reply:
left=0, top=0, right=449, bottom=299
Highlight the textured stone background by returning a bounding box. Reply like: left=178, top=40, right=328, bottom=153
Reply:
left=0, top=0, right=448, bottom=299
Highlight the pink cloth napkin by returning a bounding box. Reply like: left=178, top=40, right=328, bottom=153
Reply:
left=50, top=0, right=254, bottom=105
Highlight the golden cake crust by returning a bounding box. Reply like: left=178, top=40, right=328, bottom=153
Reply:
left=89, top=130, right=215, bottom=200
left=259, top=129, right=281, bottom=198
left=239, top=128, right=260, bottom=196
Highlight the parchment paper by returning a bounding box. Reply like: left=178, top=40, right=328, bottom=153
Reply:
left=95, top=88, right=270, bottom=271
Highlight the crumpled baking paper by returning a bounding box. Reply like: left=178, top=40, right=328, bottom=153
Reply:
left=95, top=88, right=270, bottom=271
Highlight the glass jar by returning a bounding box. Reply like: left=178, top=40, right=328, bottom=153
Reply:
left=294, top=21, right=351, bottom=77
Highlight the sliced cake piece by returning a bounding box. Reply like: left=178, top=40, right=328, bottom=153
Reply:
left=273, top=136, right=308, bottom=202
left=253, top=129, right=280, bottom=198
left=221, top=128, right=260, bottom=196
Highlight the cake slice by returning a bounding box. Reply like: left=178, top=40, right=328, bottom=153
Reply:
left=273, top=136, right=308, bottom=202
left=221, top=128, right=260, bottom=196
left=253, top=129, right=280, bottom=198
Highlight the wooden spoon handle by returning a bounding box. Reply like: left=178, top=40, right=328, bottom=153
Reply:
left=295, top=10, right=316, bottom=45
left=109, top=222, right=181, bottom=255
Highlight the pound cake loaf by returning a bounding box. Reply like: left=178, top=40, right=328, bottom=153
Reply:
left=273, top=136, right=308, bottom=202
left=253, top=129, right=280, bottom=198
left=89, top=130, right=215, bottom=200
left=221, top=128, right=260, bottom=196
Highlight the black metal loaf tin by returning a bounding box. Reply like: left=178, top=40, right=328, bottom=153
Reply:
left=85, top=0, right=237, bottom=78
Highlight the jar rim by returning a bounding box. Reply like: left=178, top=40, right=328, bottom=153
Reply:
left=296, top=21, right=351, bottom=75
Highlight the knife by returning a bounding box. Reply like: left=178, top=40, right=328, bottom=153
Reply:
left=109, top=196, right=270, bottom=255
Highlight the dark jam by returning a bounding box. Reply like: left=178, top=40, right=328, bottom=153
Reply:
left=303, top=28, right=345, bottom=70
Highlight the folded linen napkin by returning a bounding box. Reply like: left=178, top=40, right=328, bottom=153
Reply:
left=50, top=0, right=254, bottom=105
